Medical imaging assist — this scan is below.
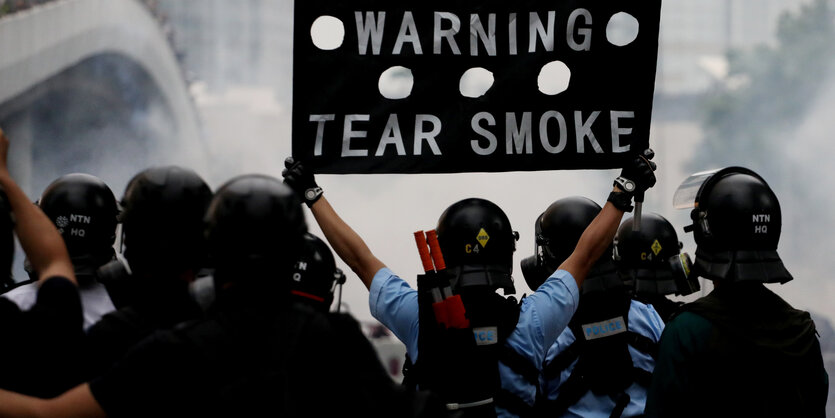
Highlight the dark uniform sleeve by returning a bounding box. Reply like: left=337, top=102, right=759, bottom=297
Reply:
left=0, top=276, right=85, bottom=397
left=84, top=308, right=145, bottom=380
left=88, top=330, right=207, bottom=418
left=644, top=312, right=712, bottom=418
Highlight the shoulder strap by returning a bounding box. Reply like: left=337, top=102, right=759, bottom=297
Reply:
left=493, top=298, right=537, bottom=417
left=499, top=345, right=539, bottom=387
left=625, top=330, right=658, bottom=359
left=0, top=278, right=36, bottom=296
left=401, top=353, right=418, bottom=391
left=632, top=366, right=653, bottom=388
left=542, top=340, right=582, bottom=380
left=543, top=366, right=590, bottom=417
left=608, top=392, right=631, bottom=418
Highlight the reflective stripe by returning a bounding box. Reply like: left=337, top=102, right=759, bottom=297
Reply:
left=290, top=290, right=325, bottom=303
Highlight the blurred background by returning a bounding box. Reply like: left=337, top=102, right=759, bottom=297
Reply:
left=1, top=0, right=833, bottom=410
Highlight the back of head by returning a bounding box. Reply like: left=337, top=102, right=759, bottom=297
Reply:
left=38, top=173, right=118, bottom=273
left=436, top=198, right=516, bottom=294
left=205, top=174, right=307, bottom=290
left=0, top=189, right=13, bottom=291
left=120, top=166, right=212, bottom=277
left=614, top=212, right=699, bottom=296
left=521, top=196, right=600, bottom=291
left=290, top=233, right=345, bottom=311
left=674, top=167, right=791, bottom=283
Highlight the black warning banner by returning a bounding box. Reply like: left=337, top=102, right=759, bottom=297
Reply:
left=292, top=0, right=661, bottom=174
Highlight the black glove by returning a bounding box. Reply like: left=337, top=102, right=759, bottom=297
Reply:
left=609, top=149, right=657, bottom=212
left=282, top=157, right=322, bottom=207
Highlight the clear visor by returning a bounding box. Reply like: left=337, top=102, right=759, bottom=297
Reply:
left=672, top=169, right=722, bottom=209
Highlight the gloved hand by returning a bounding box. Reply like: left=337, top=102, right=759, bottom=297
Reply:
left=608, top=149, right=657, bottom=212
left=282, top=157, right=322, bottom=207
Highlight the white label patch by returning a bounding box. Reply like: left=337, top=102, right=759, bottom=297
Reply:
left=581, top=316, right=626, bottom=341
left=472, top=326, right=498, bottom=346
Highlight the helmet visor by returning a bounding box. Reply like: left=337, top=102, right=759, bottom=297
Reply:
left=672, top=169, right=722, bottom=209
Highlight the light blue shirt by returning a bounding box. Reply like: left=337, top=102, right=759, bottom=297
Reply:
left=369, top=266, right=580, bottom=418
left=541, top=300, right=665, bottom=417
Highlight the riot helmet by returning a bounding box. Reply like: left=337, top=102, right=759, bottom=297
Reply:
left=673, top=167, right=791, bottom=283
left=521, top=196, right=601, bottom=291
left=205, top=174, right=307, bottom=287
left=0, top=188, right=13, bottom=292
left=614, top=212, right=699, bottom=296
left=290, top=233, right=345, bottom=311
left=37, top=173, right=119, bottom=275
left=119, top=166, right=212, bottom=277
left=436, top=198, right=517, bottom=294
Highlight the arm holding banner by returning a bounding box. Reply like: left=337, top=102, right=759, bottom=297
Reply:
left=558, top=150, right=656, bottom=288
left=283, top=158, right=385, bottom=289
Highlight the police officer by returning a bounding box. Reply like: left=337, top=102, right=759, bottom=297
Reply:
left=289, top=232, right=346, bottom=312
left=645, top=167, right=828, bottom=417
left=281, top=150, right=657, bottom=417
left=613, top=212, right=699, bottom=322
left=521, top=197, right=664, bottom=417
left=2, top=173, right=119, bottom=329
left=0, top=174, right=444, bottom=418
left=0, top=127, right=84, bottom=398
left=84, top=166, right=212, bottom=378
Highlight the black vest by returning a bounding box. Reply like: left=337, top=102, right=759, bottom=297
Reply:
left=672, top=282, right=827, bottom=418
left=538, top=273, right=657, bottom=418
left=403, top=273, right=535, bottom=417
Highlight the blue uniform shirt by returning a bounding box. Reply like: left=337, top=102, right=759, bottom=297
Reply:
left=540, top=300, right=665, bottom=417
left=369, top=266, right=580, bottom=418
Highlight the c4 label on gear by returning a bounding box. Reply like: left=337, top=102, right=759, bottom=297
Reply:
left=477, top=228, right=490, bottom=248
left=651, top=239, right=662, bottom=256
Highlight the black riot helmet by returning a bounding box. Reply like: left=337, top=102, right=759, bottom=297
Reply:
left=614, top=213, right=699, bottom=296
left=0, top=188, right=13, bottom=292
left=120, top=166, right=212, bottom=277
left=38, top=173, right=119, bottom=273
left=436, top=198, right=517, bottom=294
left=673, top=167, right=791, bottom=283
left=521, top=197, right=600, bottom=291
left=205, top=174, right=307, bottom=288
left=290, top=233, right=346, bottom=311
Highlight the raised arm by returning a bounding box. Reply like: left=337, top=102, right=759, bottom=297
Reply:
left=0, top=127, right=75, bottom=284
left=559, top=150, right=656, bottom=288
left=282, top=158, right=384, bottom=289
left=0, top=384, right=105, bottom=418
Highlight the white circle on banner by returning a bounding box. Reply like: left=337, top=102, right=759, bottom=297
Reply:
left=310, top=16, right=344, bottom=50
left=459, top=68, right=495, bottom=98
left=379, top=66, right=414, bottom=99
left=606, top=12, right=640, bottom=46
left=538, top=61, right=571, bottom=95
